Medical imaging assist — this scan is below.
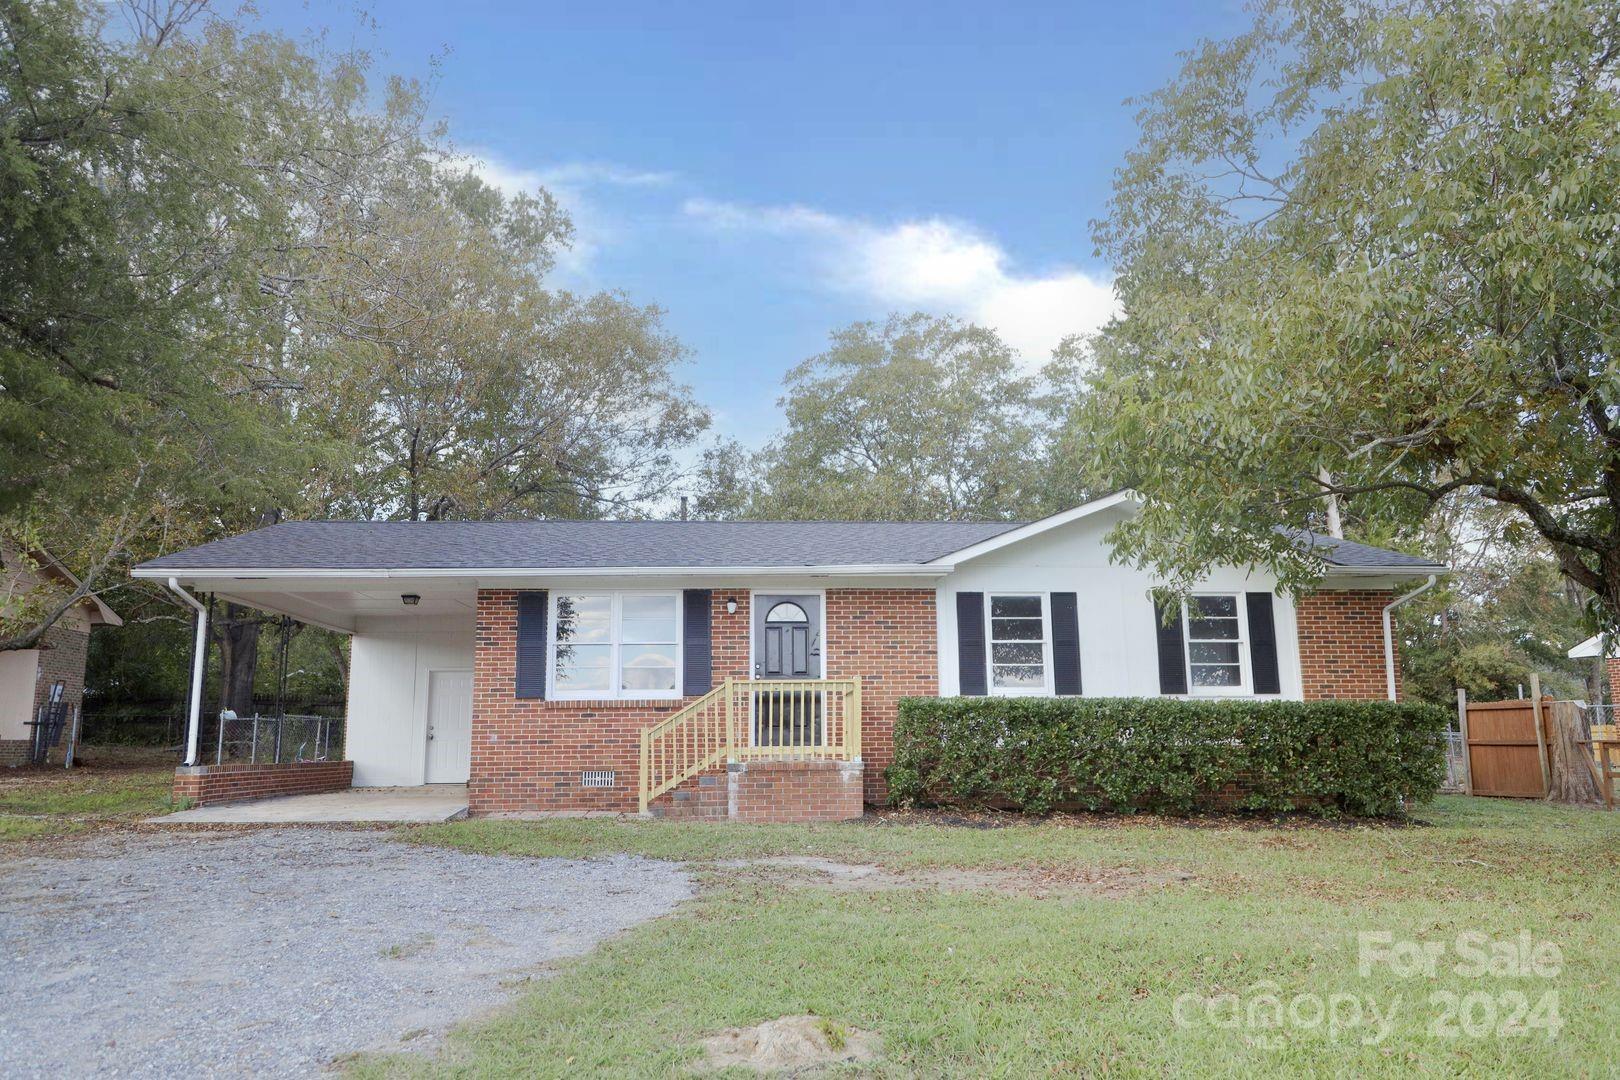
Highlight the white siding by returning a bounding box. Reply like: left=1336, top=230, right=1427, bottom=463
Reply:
left=345, top=615, right=474, bottom=786
left=0, top=649, right=38, bottom=740
left=935, top=505, right=1304, bottom=699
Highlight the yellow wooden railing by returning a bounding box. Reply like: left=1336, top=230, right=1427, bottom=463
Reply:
left=638, top=677, right=862, bottom=813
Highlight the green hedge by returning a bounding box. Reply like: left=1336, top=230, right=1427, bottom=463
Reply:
left=885, top=697, right=1450, bottom=817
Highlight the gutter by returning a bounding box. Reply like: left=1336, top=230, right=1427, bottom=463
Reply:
left=1382, top=574, right=1438, bottom=702
left=166, top=577, right=208, bottom=767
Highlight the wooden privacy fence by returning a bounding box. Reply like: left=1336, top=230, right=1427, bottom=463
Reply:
left=1456, top=695, right=1551, bottom=798
left=1456, top=688, right=1618, bottom=807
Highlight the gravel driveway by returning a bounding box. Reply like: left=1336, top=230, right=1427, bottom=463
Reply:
left=0, top=829, right=692, bottom=1078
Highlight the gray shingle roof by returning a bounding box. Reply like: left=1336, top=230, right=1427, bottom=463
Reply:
left=135, top=519, right=1026, bottom=571
left=1288, top=530, right=1447, bottom=571
left=135, top=517, right=1445, bottom=574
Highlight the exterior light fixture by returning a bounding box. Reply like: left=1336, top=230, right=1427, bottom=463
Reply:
left=726, top=597, right=738, bottom=615
left=401, top=594, right=421, bottom=606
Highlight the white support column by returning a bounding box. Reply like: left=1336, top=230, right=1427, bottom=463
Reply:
left=168, top=578, right=209, bottom=766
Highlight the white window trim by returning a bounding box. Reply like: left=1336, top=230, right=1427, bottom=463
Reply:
left=547, top=590, right=684, bottom=701
left=984, top=592, right=1053, bottom=697
left=1182, top=593, right=1251, bottom=696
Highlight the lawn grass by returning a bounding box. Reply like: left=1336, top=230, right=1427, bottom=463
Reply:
left=0, top=752, right=178, bottom=840
left=363, top=797, right=1619, bottom=1077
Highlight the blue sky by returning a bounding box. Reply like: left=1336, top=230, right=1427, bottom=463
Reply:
left=254, top=1, right=1250, bottom=447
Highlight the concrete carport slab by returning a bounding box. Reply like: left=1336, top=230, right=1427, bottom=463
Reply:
left=155, top=784, right=468, bottom=824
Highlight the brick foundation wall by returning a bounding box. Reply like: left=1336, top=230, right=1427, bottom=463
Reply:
left=728, top=760, right=865, bottom=822
left=0, top=740, right=30, bottom=767
left=825, top=588, right=937, bottom=804
left=471, top=587, right=933, bottom=815
left=172, top=760, right=353, bottom=806
left=649, top=761, right=866, bottom=822
left=1606, top=658, right=1620, bottom=706
left=1295, top=590, right=1396, bottom=701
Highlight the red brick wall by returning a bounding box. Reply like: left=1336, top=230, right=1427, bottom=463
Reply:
left=1295, top=590, right=1395, bottom=701
left=825, top=588, right=937, bottom=804
left=472, top=589, right=753, bottom=815
left=649, top=767, right=729, bottom=820
left=1606, top=658, right=1620, bottom=706
left=650, top=761, right=866, bottom=822
left=172, top=760, right=353, bottom=806
left=471, top=587, right=935, bottom=814
left=728, top=761, right=864, bottom=822
left=32, top=622, right=88, bottom=721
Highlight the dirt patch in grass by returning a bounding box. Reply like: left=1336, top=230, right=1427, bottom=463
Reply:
left=719, top=854, right=1193, bottom=897
left=695, top=1014, right=880, bottom=1074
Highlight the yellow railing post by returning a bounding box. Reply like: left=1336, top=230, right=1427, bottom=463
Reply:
left=638, top=727, right=650, bottom=815
left=724, top=676, right=735, bottom=763
left=848, top=677, right=862, bottom=759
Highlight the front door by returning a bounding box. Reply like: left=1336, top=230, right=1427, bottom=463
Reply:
left=752, top=595, right=822, bottom=747
left=425, top=669, right=473, bottom=784
left=753, top=594, right=821, bottom=679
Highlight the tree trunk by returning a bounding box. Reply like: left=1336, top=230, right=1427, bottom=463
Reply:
left=215, top=603, right=262, bottom=715
left=1545, top=700, right=1604, bottom=806
left=329, top=635, right=350, bottom=695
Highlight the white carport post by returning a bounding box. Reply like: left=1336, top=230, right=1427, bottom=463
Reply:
left=168, top=577, right=209, bottom=766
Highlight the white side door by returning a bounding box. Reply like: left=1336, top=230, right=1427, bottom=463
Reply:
left=424, top=669, right=473, bottom=784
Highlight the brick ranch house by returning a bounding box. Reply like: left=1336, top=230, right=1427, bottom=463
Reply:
left=133, top=493, right=1445, bottom=820
left=1, top=545, right=122, bottom=766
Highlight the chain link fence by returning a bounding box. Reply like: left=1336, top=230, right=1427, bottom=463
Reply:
left=213, top=712, right=341, bottom=764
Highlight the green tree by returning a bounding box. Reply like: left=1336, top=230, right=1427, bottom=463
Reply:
left=1396, top=498, right=1593, bottom=704
left=750, top=314, right=1052, bottom=521
left=0, top=0, right=417, bottom=648
left=1078, top=0, right=1620, bottom=618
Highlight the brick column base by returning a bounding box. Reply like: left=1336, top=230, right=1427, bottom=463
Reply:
left=172, top=761, right=354, bottom=806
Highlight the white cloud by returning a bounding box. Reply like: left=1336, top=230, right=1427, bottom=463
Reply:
left=457, top=153, right=676, bottom=280
left=682, top=198, right=1117, bottom=361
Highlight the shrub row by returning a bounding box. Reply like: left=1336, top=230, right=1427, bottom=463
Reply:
left=885, top=696, right=1450, bottom=817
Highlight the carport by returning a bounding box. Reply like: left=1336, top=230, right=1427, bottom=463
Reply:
left=131, top=544, right=482, bottom=804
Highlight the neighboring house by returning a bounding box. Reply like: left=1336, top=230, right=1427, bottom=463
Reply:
left=133, top=493, right=1445, bottom=819
left=1567, top=634, right=1616, bottom=704
left=0, top=546, right=123, bottom=766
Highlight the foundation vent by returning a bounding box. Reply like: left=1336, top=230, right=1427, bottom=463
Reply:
left=580, top=770, right=617, bottom=788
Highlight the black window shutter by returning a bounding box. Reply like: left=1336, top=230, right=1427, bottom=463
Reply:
left=682, top=589, right=713, bottom=695
left=956, top=592, right=987, bottom=696
left=1246, top=592, right=1281, bottom=695
left=515, top=590, right=549, bottom=699
left=1051, top=592, right=1082, bottom=696
left=1154, top=598, right=1188, bottom=695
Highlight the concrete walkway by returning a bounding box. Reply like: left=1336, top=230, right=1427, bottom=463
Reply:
left=156, top=784, right=469, bottom=824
